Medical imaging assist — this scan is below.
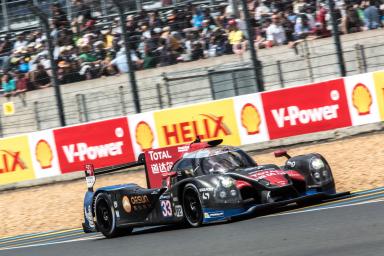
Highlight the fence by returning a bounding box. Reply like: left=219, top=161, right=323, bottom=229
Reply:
left=2, top=29, right=384, bottom=138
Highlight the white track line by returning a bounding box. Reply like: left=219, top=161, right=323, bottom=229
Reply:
left=2, top=199, right=384, bottom=251
left=261, top=198, right=384, bottom=218
left=0, top=234, right=103, bottom=251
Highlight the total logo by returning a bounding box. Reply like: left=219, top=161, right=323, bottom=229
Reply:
left=271, top=90, right=341, bottom=128
left=62, top=127, right=125, bottom=163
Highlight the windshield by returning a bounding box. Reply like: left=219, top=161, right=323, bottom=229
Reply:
left=199, top=150, right=255, bottom=174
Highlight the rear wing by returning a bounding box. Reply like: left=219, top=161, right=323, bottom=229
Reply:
left=84, top=139, right=223, bottom=190
left=83, top=145, right=190, bottom=190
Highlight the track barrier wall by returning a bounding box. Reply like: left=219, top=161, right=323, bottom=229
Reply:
left=0, top=70, right=383, bottom=186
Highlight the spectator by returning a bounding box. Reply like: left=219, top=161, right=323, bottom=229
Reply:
left=266, top=15, right=287, bottom=47
left=2, top=74, right=16, bottom=96
left=294, top=14, right=312, bottom=40
left=342, top=5, right=363, bottom=33
left=31, top=64, right=51, bottom=88
left=364, top=0, right=380, bottom=29
left=13, top=33, right=28, bottom=51
left=227, top=19, right=247, bottom=59
left=0, top=34, right=12, bottom=71
left=109, top=47, right=142, bottom=73
left=15, top=72, right=29, bottom=94
left=192, top=8, right=204, bottom=29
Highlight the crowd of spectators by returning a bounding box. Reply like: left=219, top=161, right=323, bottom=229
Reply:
left=1, top=0, right=384, bottom=97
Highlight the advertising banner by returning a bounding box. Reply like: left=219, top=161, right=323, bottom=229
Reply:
left=144, top=144, right=189, bottom=189
left=154, top=99, right=241, bottom=147
left=261, top=79, right=352, bottom=139
left=373, top=71, right=384, bottom=121
left=54, top=117, right=135, bottom=173
left=0, top=135, right=35, bottom=185
left=127, top=112, right=159, bottom=159
left=344, top=73, right=381, bottom=126
left=28, top=130, right=61, bottom=179
left=233, top=93, right=270, bottom=144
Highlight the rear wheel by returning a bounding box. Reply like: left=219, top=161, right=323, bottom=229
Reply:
left=95, top=193, right=133, bottom=238
left=182, top=184, right=203, bottom=227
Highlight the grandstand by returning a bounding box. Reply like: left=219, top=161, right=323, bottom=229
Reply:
left=0, top=0, right=383, bottom=137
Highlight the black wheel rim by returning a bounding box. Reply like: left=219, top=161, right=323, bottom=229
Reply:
left=96, top=199, right=112, bottom=231
left=183, top=189, right=202, bottom=225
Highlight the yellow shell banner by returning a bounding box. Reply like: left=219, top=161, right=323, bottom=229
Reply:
left=154, top=99, right=241, bottom=147
left=373, top=71, right=384, bottom=121
left=0, top=135, right=35, bottom=185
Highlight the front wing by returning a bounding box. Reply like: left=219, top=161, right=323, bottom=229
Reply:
left=202, top=191, right=351, bottom=223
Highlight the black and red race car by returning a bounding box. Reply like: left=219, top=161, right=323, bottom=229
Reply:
left=82, top=139, right=348, bottom=238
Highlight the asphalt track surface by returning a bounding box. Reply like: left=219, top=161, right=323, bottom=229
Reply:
left=1, top=187, right=384, bottom=256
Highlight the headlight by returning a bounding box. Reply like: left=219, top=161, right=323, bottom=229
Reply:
left=230, top=189, right=237, bottom=197
left=313, top=171, right=321, bottom=179
left=311, top=158, right=325, bottom=170
left=220, top=177, right=234, bottom=188
left=219, top=191, right=227, bottom=198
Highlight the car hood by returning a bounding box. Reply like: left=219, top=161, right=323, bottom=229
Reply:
left=227, top=165, right=293, bottom=188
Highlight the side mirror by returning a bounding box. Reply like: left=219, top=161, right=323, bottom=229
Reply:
left=274, top=150, right=291, bottom=159
left=162, top=171, right=177, bottom=179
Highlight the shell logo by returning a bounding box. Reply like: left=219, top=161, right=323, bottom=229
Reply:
left=35, top=139, right=53, bottom=169
left=122, top=196, right=132, bottom=213
left=135, top=121, right=154, bottom=151
left=352, top=83, right=372, bottom=115
left=241, top=103, right=261, bottom=135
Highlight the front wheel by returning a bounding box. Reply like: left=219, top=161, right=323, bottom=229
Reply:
left=95, top=193, right=133, bottom=238
left=182, top=184, right=203, bottom=227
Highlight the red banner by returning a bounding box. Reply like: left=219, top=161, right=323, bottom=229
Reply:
left=145, top=145, right=189, bottom=188
left=54, top=117, right=135, bottom=173
left=262, top=79, right=352, bottom=139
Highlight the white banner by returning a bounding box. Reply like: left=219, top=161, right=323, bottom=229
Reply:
left=343, top=72, right=381, bottom=126
left=28, top=130, right=61, bottom=178
left=127, top=112, right=159, bottom=159
left=233, top=93, right=270, bottom=145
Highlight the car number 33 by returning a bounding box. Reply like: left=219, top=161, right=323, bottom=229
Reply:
left=161, top=200, right=172, bottom=217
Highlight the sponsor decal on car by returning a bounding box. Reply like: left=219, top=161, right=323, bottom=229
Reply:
left=204, top=211, right=225, bottom=218
left=145, top=145, right=191, bottom=188
left=161, top=200, right=173, bottom=217
left=174, top=205, right=183, bottom=217
left=84, top=205, right=95, bottom=228
left=122, top=196, right=132, bottom=213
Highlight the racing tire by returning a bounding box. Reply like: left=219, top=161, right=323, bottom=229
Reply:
left=182, top=184, right=203, bottom=227
left=95, top=193, right=133, bottom=238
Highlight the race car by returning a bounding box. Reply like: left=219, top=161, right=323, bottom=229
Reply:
left=82, top=139, right=349, bottom=238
